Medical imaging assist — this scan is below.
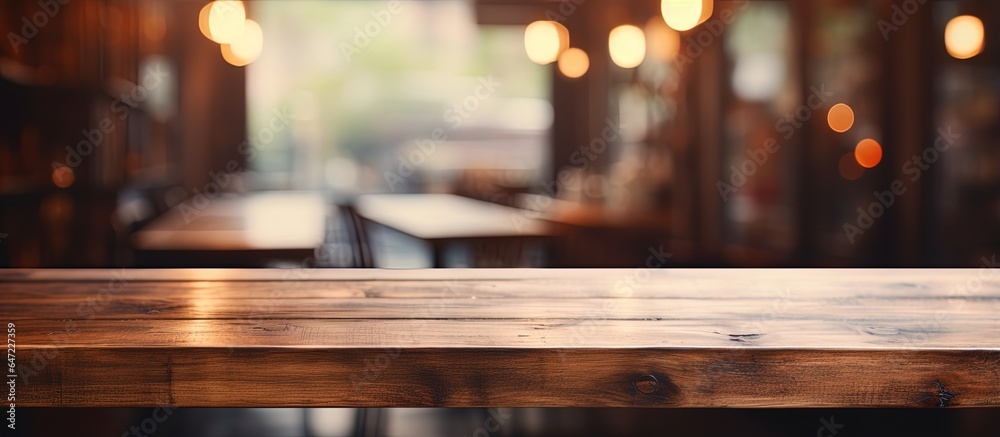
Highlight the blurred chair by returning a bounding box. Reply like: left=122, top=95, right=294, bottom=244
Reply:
left=352, top=408, right=384, bottom=437
left=455, top=169, right=539, bottom=267
left=110, top=184, right=188, bottom=267
left=339, top=203, right=374, bottom=268
left=470, top=240, right=529, bottom=268
left=110, top=188, right=159, bottom=267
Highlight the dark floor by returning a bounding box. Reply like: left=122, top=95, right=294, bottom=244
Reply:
left=14, top=408, right=1000, bottom=437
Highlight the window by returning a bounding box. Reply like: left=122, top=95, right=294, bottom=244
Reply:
left=247, top=0, right=551, bottom=194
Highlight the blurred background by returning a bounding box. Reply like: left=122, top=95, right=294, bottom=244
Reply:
left=1, top=0, right=999, bottom=270
left=5, top=2, right=1000, bottom=436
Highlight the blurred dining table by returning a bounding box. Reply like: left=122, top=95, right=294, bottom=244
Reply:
left=354, top=193, right=561, bottom=267
left=131, top=191, right=327, bottom=267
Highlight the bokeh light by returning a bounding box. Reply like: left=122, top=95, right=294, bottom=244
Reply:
left=661, top=0, right=712, bottom=32
left=645, top=16, right=681, bottom=62
left=52, top=165, right=74, bottom=188
left=221, top=19, right=263, bottom=66
left=732, top=54, right=785, bottom=101
left=557, top=48, right=589, bottom=79
left=609, top=25, right=646, bottom=68
left=524, top=21, right=569, bottom=65
left=855, top=139, right=883, bottom=169
left=827, top=103, right=855, bottom=133
left=697, top=0, right=714, bottom=26
left=944, top=15, right=984, bottom=60
left=838, top=152, right=864, bottom=180
left=205, top=1, right=246, bottom=44
left=198, top=3, right=214, bottom=41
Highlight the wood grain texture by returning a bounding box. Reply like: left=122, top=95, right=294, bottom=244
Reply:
left=2, top=268, right=999, bottom=408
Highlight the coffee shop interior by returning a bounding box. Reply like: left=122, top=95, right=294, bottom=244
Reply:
left=2, top=0, right=999, bottom=270
left=4, top=1, right=1000, bottom=435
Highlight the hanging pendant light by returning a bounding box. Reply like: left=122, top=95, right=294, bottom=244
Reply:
left=609, top=25, right=646, bottom=68
left=944, top=15, right=985, bottom=59
left=221, top=19, right=263, bottom=66
left=524, top=20, right=570, bottom=65
left=661, top=0, right=713, bottom=32
left=697, top=0, right=714, bottom=26
left=199, top=1, right=246, bottom=44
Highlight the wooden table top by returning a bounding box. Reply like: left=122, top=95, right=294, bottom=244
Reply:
left=132, top=191, right=326, bottom=251
left=355, top=194, right=555, bottom=242
left=3, top=268, right=999, bottom=408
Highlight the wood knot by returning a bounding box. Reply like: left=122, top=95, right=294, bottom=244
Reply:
left=635, top=374, right=659, bottom=394
left=935, top=381, right=956, bottom=408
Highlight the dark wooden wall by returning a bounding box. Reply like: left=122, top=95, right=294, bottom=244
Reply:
left=0, top=0, right=246, bottom=267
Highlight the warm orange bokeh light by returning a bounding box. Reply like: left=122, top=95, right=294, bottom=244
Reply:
left=609, top=25, right=646, bottom=68
left=52, top=166, right=75, bottom=188
left=524, top=21, right=569, bottom=65
left=645, top=16, right=681, bottom=62
left=221, top=19, right=263, bottom=66
left=945, top=15, right=985, bottom=60
left=661, top=0, right=713, bottom=32
left=827, top=103, right=855, bottom=133
left=199, top=1, right=247, bottom=44
left=855, top=139, right=883, bottom=169
left=838, top=152, right=864, bottom=180
left=697, top=0, right=714, bottom=26
left=557, top=48, right=589, bottom=79
left=198, top=3, right=213, bottom=40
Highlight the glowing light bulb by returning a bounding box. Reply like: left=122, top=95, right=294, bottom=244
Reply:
left=945, top=15, right=984, bottom=60
left=198, top=3, right=213, bottom=40
left=855, top=139, right=883, bottom=169
left=206, top=1, right=246, bottom=44
left=558, top=48, right=589, bottom=78
left=697, top=0, right=714, bottom=26
left=827, top=103, right=855, bottom=133
left=52, top=166, right=74, bottom=188
left=661, top=0, right=712, bottom=32
left=609, top=25, right=646, bottom=68
left=524, top=21, right=569, bottom=65
left=221, top=19, right=263, bottom=66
